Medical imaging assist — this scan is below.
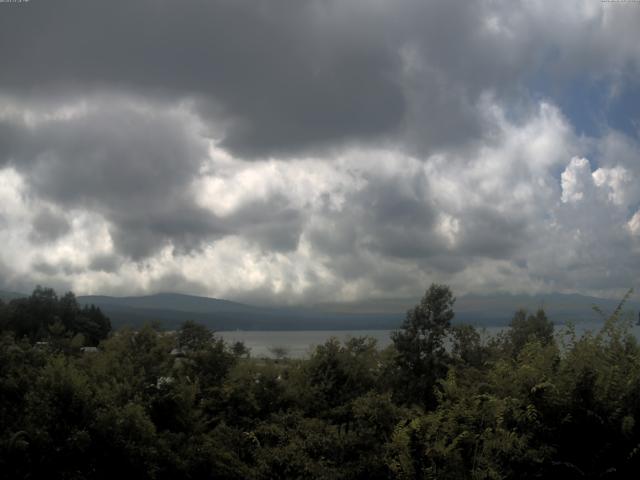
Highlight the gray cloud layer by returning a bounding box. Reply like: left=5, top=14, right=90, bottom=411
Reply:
left=1, top=0, right=639, bottom=303
left=4, top=1, right=636, bottom=157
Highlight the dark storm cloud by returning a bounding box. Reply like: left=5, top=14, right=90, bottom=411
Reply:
left=32, top=259, right=83, bottom=276
left=0, top=259, right=72, bottom=296
left=0, top=102, right=227, bottom=259
left=303, top=163, right=536, bottom=296
left=309, top=171, right=441, bottom=261
left=302, top=169, right=450, bottom=297
left=0, top=121, right=27, bottom=163
left=358, top=173, right=440, bottom=258
left=0, top=0, right=407, bottom=157
left=147, top=272, right=208, bottom=296
left=29, top=207, right=71, bottom=244
left=107, top=201, right=237, bottom=260
left=455, top=208, right=529, bottom=259
left=0, top=97, right=238, bottom=259
left=0, top=99, right=314, bottom=260
left=226, top=194, right=305, bottom=252
left=88, top=253, right=122, bottom=274
left=28, top=111, right=201, bottom=208
left=1, top=0, right=587, bottom=158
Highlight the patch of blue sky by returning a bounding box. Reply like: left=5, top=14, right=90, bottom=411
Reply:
left=535, top=73, right=639, bottom=138
left=604, top=79, right=640, bottom=140
left=526, top=68, right=639, bottom=171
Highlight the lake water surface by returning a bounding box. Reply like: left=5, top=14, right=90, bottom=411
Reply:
left=218, top=322, right=640, bottom=358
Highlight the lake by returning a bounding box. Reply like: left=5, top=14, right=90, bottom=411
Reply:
left=218, top=321, right=640, bottom=358
left=218, top=330, right=394, bottom=358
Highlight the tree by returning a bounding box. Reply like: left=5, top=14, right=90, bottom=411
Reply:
left=0, top=299, right=7, bottom=333
left=176, top=321, right=236, bottom=397
left=301, top=337, right=382, bottom=415
left=6, top=286, right=58, bottom=341
left=507, top=308, right=554, bottom=356
left=268, top=345, right=290, bottom=361
left=77, top=304, right=111, bottom=346
left=177, top=320, right=213, bottom=352
left=451, top=323, right=486, bottom=368
left=391, top=283, right=455, bottom=408
left=231, top=341, right=250, bottom=358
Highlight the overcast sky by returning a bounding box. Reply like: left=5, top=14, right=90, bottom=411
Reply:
left=1, top=0, right=640, bottom=305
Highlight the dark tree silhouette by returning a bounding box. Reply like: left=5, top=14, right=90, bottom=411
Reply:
left=391, top=283, right=455, bottom=408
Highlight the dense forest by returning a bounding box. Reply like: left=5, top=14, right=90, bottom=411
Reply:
left=1, top=284, right=640, bottom=479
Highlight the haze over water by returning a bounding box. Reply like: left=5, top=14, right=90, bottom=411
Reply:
left=219, top=321, right=640, bottom=358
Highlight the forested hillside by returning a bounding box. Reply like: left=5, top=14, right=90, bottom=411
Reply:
left=1, top=285, right=640, bottom=479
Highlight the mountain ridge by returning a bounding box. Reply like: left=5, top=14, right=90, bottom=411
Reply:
left=77, top=291, right=640, bottom=331
left=3, top=289, right=638, bottom=331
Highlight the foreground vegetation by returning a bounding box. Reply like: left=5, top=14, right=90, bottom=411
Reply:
left=1, top=285, right=640, bottom=479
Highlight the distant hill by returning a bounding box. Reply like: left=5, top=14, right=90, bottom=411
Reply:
left=454, top=292, right=639, bottom=326
left=0, top=290, right=27, bottom=303
left=4, top=288, right=637, bottom=331
left=76, top=291, right=640, bottom=331
left=77, top=293, right=403, bottom=331
left=315, top=292, right=640, bottom=328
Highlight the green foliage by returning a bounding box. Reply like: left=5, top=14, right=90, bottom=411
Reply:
left=0, top=286, right=110, bottom=346
left=505, top=308, right=555, bottom=356
left=300, top=336, right=383, bottom=415
left=451, top=323, right=488, bottom=368
left=177, top=319, right=213, bottom=351
left=231, top=340, right=251, bottom=358
left=392, top=283, right=455, bottom=408
left=1, top=284, right=640, bottom=479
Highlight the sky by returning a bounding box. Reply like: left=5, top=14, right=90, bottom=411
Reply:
left=1, top=0, right=640, bottom=305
